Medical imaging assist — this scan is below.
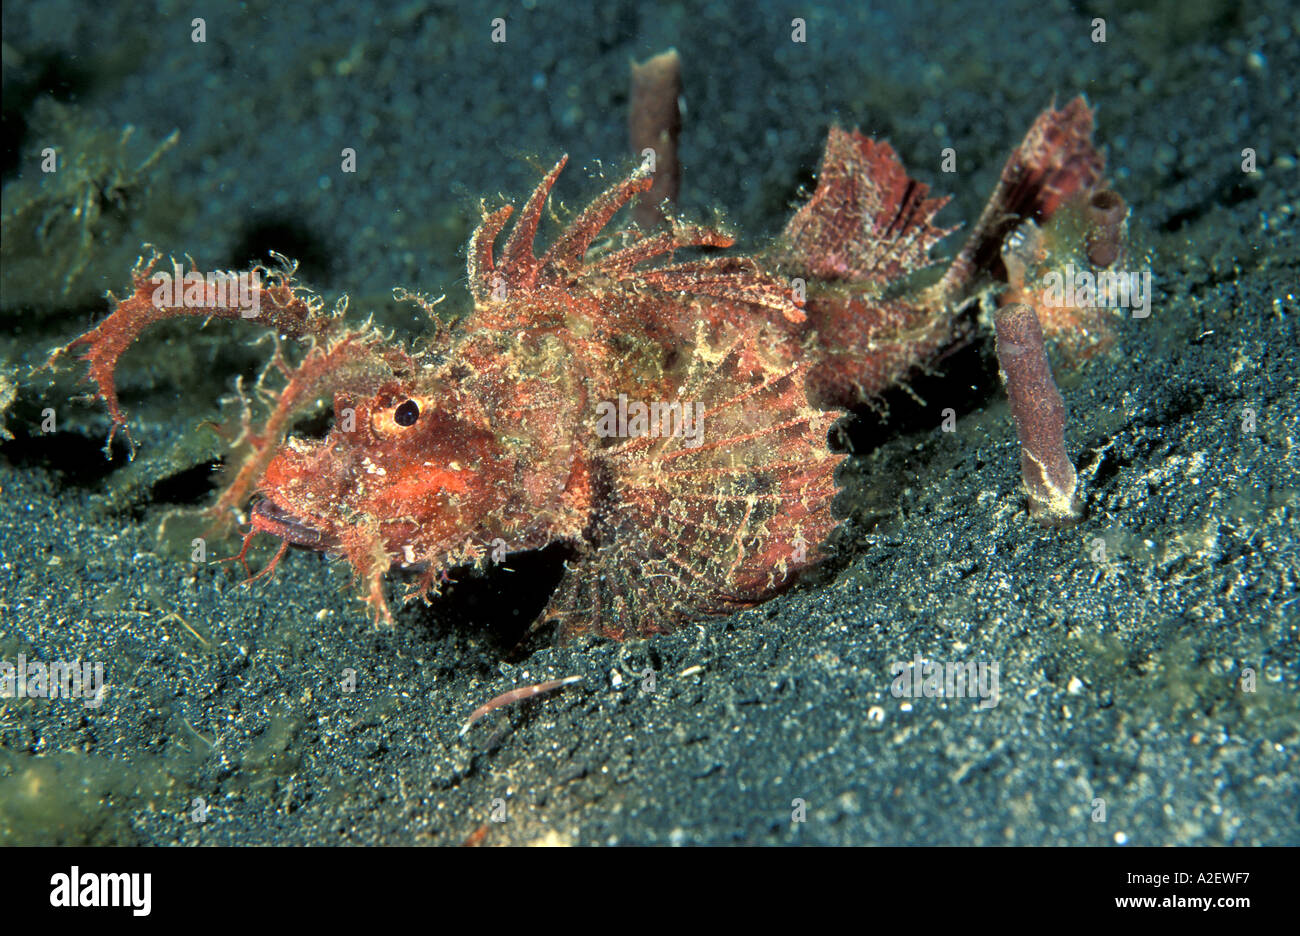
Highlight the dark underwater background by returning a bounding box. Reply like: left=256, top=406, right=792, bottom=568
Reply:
left=0, top=0, right=1296, bottom=844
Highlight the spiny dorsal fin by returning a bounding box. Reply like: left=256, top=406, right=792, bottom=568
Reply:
left=467, top=161, right=806, bottom=322
left=467, top=158, right=652, bottom=302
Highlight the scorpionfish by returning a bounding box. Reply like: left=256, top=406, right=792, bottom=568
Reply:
left=52, top=98, right=1107, bottom=640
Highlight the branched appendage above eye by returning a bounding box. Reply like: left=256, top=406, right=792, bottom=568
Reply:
left=45, top=248, right=341, bottom=458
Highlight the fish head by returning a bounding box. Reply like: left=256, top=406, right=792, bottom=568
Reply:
left=252, top=371, right=514, bottom=563
left=251, top=333, right=587, bottom=570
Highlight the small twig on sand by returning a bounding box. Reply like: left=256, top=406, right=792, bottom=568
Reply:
left=459, top=675, right=583, bottom=737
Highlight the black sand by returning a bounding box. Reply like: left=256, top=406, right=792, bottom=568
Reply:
left=1, top=0, right=1296, bottom=845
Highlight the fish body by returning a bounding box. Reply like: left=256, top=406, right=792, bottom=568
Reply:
left=53, top=99, right=1105, bottom=639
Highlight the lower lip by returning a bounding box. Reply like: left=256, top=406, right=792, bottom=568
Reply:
left=250, top=499, right=335, bottom=548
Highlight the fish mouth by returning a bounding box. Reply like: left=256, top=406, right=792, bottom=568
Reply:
left=250, top=498, right=338, bottom=549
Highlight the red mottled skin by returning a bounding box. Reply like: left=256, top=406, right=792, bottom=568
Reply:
left=50, top=98, right=1109, bottom=640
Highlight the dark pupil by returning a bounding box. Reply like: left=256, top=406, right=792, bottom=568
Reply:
left=394, top=400, right=420, bottom=427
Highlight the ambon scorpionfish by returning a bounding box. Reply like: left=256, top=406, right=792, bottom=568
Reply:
left=53, top=98, right=1107, bottom=640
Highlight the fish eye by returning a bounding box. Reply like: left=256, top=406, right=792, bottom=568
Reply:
left=394, top=399, right=420, bottom=427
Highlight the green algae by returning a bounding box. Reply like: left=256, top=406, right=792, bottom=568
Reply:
left=0, top=99, right=178, bottom=309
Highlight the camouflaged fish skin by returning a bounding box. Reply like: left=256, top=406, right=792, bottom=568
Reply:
left=51, top=98, right=1106, bottom=639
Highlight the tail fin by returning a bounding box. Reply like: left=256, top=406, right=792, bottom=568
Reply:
left=937, top=96, right=1105, bottom=303
left=772, top=99, right=1104, bottom=410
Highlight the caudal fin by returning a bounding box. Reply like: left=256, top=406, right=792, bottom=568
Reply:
left=937, top=96, right=1106, bottom=303
left=772, top=99, right=1105, bottom=410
